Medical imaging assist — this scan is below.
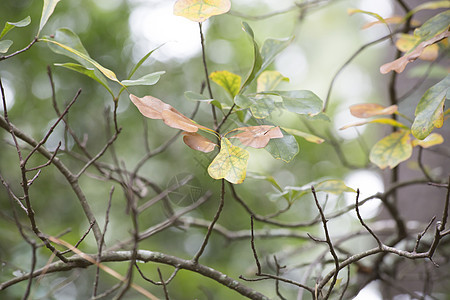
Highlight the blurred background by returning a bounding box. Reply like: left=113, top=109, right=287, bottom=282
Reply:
left=1, top=0, right=449, bottom=299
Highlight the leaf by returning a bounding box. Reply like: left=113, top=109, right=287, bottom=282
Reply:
left=41, top=28, right=121, bottom=84
left=348, top=8, right=392, bottom=35
left=246, top=172, right=283, bottom=192
left=411, top=75, right=449, bottom=139
left=350, top=103, right=398, bottom=118
left=39, top=0, right=61, bottom=34
left=210, top=70, right=242, bottom=97
left=339, top=118, right=409, bottom=130
left=380, top=30, right=449, bottom=74
left=315, top=180, right=356, bottom=194
left=257, top=70, right=288, bottom=92
left=183, top=132, right=216, bottom=153
left=406, top=1, right=450, bottom=20
left=395, top=34, right=439, bottom=61
left=54, top=63, right=114, bottom=97
left=282, top=127, right=324, bottom=144
left=121, top=71, right=165, bottom=86
left=0, top=40, right=13, bottom=53
left=265, top=129, right=299, bottom=162
left=240, top=22, right=263, bottom=93
left=273, top=90, right=323, bottom=115
left=127, top=44, right=164, bottom=80
left=235, top=94, right=277, bottom=119
left=173, top=0, right=231, bottom=22
left=413, top=10, right=450, bottom=42
left=229, top=125, right=283, bottom=149
left=369, top=130, right=412, bottom=169
left=0, top=16, right=31, bottom=39
left=129, top=94, right=208, bottom=133
left=362, top=16, right=420, bottom=29
left=207, top=137, right=249, bottom=184
left=412, top=133, right=444, bottom=148
left=259, top=37, right=293, bottom=74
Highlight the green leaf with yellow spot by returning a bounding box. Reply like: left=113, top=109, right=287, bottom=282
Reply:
left=411, top=75, right=449, bottom=139
left=369, top=130, right=412, bottom=169
left=315, top=180, right=356, bottom=194
left=207, top=137, right=249, bottom=184
left=173, top=0, right=231, bottom=22
left=257, top=70, right=288, bottom=92
left=210, top=70, right=241, bottom=97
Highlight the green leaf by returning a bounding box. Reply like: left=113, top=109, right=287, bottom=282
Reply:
left=257, top=70, right=288, bottom=92
left=41, top=29, right=121, bottom=85
left=348, top=9, right=392, bottom=35
left=340, top=118, right=409, bottom=130
left=54, top=63, right=114, bottom=97
left=127, top=44, right=164, bottom=80
left=173, top=0, right=231, bottom=22
left=234, top=95, right=252, bottom=109
left=270, top=90, right=323, bottom=115
left=315, top=180, right=356, bottom=194
left=185, top=91, right=223, bottom=108
left=406, top=1, right=450, bottom=19
left=369, top=130, right=412, bottom=169
left=121, top=71, right=165, bottom=86
left=412, top=10, right=450, bottom=48
left=411, top=75, right=449, bottom=139
left=240, top=22, right=263, bottom=93
left=0, top=16, right=31, bottom=39
left=247, top=172, right=283, bottom=192
left=0, top=40, right=13, bottom=53
left=260, top=37, right=293, bottom=74
left=210, top=70, right=242, bottom=97
left=39, top=0, right=61, bottom=34
left=282, top=127, right=324, bottom=144
left=234, top=94, right=275, bottom=119
left=207, top=137, right=249, bottom=184
left=265, top=129, right=299, bottom=162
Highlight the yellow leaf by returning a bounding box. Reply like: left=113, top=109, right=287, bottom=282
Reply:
left=350, top=103, right=398, bottom=118
left=210, top=70, right=241, bottom=97
left=369, top=130, right=412, bottom=169
left=315, top=180, right=356, bottom=194
left=173, top=0, right=231, bottom=22
left=395, top=34, right=439, bottom=61
left=183, top=132, right=217, bottom=152
left=207, top=137, right=249, bottom=184
left=257, top=70, right=288, bottom=92
left=339, top=118, right=409, bottom=130
left=412, top=133, right=444, bottom=148
left=282, top=127, right=324, bottom=144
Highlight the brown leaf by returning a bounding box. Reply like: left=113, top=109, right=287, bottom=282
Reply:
left=230, top=125, right=283, bottom=149
left=130, top=94, right=208, bottom=133
left=380, top=30, right=450, bottom=74
left=350, top=103, right=398, bottom=118
left=182, top=132, right=216, bottom=153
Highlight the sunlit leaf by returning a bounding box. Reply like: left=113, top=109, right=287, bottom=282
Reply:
left=339, top=118, right=409, bottom=130
left=273, top=90, right=323, bottom=115
left=183, top=132, right=217, bottom=153
left=0, top=16, right=31, bottom=39
left=39, top=0, right=61, bottom=34
left=412, top=133, right=444, bottom=148
left=257, top=70, right=288, bottom=92
left=240, top=22, right=263, bottom=93
left=121, top=71, right=165, bottom=86
left=315, top=180, right=356, bottom=194
left=282, top=127, right=324, bottom=144
left=207, top=137, right=249, bottom=184
left=395, top=34, right=439, bottom=61
left=411, top=75, right=449, bottom=139
left=173, top=0, right=231, bottom=22
left=350, top=103, right=398, bottom=118
left=369, top=130, right=412, bottom=169
left=380, top=30, right=449, bottom=74
left=265, top=129, right=299, bottom=162
left=130, top=94, right=209, bottom=133
left=229, top=125, right=283, bottom=149
left=210, top=70, right=241, bottom=97
left=0, top=40, right=13, bottom=53
left=54, top=63, right=113, bottom=97
left=348, top=8, right=392, bottom=34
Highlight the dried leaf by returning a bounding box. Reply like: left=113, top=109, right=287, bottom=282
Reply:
left=369, top=130, right=412, bottom=169
left=395, top=34, right=439, bottom=61
left=207, top=137, right=249, bottom=184
left=161, top=109, right=202, bottom=132
left=380, top=28, right=449, bottom=74
left=412, top=133, right=444, bottom=148
left=183, top=132, right=216, bottom=152
left=230, top=126, right=283, bottom=149
left=173, top=0, right=231, bottom=22
left=350, top=103, right=398, bottom=118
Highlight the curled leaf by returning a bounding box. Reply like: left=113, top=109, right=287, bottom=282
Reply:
left=207, top=137, right=249, bottom=184
left=0, top=16, right=31, bottom=39
left=173, top=0, right=231, bottom=22
left=350, top=103, right=398, bottom=118
left=183, top=132, right=217, bottom=152
left=129, top=94, right=208, bottom=132
left=229, top=126, right=283, bottom=149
